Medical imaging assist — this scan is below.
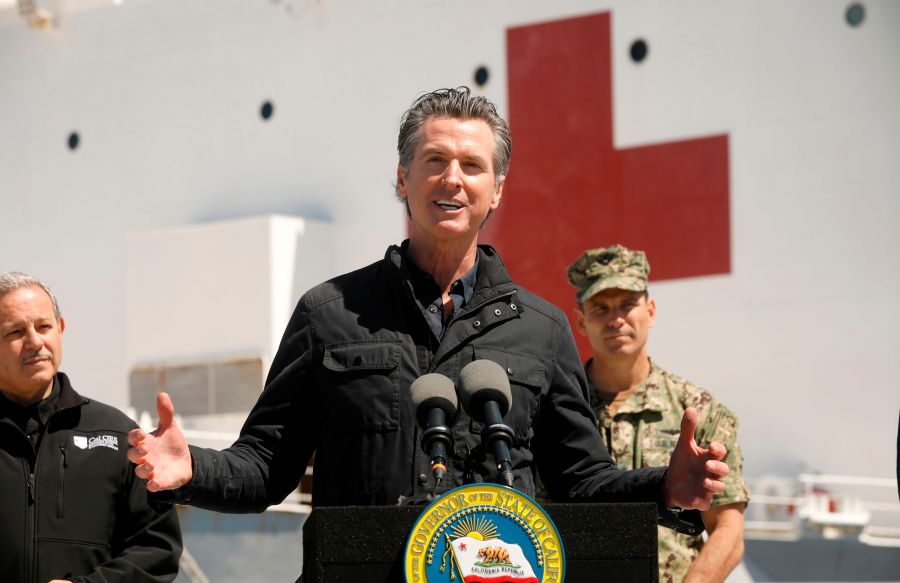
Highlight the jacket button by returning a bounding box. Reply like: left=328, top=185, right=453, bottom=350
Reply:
left=418, top=473, right=428, bottom=484
left=510, top=303, right=518, bottom=311
left=428, top=305, right=438, bottom=313
left=507, top=367, right=514, bottom=375
left=494, top=309, right=502, bottom=316
left=473, top=320, right=481, bottom=328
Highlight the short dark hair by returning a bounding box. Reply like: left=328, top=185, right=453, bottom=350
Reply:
left=396, top=87, right=512, bottom=188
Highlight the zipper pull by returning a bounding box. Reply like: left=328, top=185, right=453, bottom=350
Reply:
left=60, top=443, right=68, bottom=467
left=27, top=473, right=35, bottom=503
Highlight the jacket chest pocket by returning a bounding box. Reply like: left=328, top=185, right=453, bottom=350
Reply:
left=634, top=417, right=680, bottom=468
left=43, top=436, right=121, bottom=537
left=322, top=341, right=401, bottom=432
left=469, top=346, right=546, bottom=440
left=640, top=435, right=678, bottom=468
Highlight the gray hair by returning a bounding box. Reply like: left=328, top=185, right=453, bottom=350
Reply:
left=397, top=87, right=512, bottom=190
left=0, top=272, right=62, bottom=320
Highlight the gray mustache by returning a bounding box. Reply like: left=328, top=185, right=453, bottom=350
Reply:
left=21, top=350, right=52, bottom=364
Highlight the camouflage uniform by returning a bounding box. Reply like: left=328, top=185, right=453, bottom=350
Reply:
left=587, top=359, right=750, bottom=583
left=567, top=245, right=750, bottom=583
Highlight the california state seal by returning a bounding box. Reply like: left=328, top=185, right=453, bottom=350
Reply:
left=404, top=484, right=565, bottom=583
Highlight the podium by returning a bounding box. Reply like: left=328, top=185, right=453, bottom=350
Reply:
left=302, top=503, right=658, bottom=582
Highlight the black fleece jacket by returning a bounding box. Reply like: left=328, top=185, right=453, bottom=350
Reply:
left=0, top=373, right=181, bottom=583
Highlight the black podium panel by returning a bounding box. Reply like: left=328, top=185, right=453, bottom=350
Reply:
left=302, top=503, right=658, bottom=582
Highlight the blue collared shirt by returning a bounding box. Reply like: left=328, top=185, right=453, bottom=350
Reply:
left=405, top=254, right=479, bottom=341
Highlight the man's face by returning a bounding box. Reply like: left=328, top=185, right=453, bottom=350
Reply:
left=0, top=286, right=64, bottom=405
left=396, top=117, right=505, bottom=245
left=574, top=288, right=655, bottom=361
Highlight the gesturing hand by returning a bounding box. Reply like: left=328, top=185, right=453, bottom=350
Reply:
left=664, top=407, right=729, bottom=510
left=127, top=392, right=193, bottom=492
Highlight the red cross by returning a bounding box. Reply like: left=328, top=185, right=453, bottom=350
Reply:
left=483, top=12, right=730, bottom=358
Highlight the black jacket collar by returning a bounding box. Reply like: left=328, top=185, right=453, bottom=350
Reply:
left=387, top=240, right=516, bottom=299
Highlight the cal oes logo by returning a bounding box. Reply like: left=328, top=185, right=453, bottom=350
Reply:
left=404, top=484, right=565, bottom=583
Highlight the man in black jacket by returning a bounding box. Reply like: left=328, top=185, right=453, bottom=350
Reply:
left=128, top=88, right=728, bottom=516
left=0, top=272, right=181, bottom=583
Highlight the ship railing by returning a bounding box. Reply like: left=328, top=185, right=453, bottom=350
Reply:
left=745, top=473, right=900, bottom=545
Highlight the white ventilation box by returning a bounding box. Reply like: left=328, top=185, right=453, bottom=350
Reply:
left=125, top=214, right=333, bottom=416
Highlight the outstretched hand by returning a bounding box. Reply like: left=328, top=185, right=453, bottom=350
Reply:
left=127, top=392, right=193, bottom=492
left=664, top=407, right=729, bottom=510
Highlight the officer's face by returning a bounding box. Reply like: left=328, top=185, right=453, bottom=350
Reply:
left=575, top=288, right=655, bottom=361
left=396, top=117, right=504, bottom=246
left=0, top=286, right=64, bottom=405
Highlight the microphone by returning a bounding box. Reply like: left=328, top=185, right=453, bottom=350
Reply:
left=410, top=373, right=458, bottom=483
left=457, top=360, right=514, bottom=487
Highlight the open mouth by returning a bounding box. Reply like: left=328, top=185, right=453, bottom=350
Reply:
left=434, top=200, right=463, bottom=211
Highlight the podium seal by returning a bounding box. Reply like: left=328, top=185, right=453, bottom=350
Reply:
left=404, top=484, right=565, bottom=583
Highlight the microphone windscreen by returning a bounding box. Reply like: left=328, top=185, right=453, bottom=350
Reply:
left=410, top=373, right=458, bottom=423
left=457, top=359, right=512, bottom=417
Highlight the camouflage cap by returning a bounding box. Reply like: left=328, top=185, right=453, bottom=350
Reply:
left=566, top=245, right=650, bottom=303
